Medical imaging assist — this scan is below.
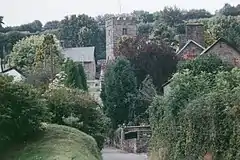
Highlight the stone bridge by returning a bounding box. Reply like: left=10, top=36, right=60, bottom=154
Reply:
left=113, top=125, right=151, bottom=154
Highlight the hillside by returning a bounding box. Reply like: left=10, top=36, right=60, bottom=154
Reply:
left=1, top=124, right=102, bottom=160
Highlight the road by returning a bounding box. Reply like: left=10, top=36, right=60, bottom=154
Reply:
left=102, top=148, right=147, bottom=160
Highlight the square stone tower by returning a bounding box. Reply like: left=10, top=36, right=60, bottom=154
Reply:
left=105, top=16, right=137, bottom=61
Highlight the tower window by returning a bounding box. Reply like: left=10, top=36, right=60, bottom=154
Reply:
left=122, top=28, right=127, bottom=35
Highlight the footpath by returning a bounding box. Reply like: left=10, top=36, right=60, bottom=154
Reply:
left=102, top=147, right=147, bottom=160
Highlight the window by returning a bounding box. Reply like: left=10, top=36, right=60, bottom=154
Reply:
left=122, top=28, right=127, bottom=35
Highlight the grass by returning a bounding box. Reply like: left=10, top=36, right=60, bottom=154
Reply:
left=1, top=124, right=102, bottom=160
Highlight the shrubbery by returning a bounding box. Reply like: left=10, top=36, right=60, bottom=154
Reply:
left=0, top=75, right=48, bottom=152
left=149, top=56, right=240, bottom=159
left=44, top=87, right=109, bottom=149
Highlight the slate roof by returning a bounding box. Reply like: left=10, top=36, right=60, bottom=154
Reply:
left=200, top=38, right=240, bottom=55
left=62, top=46, right=95, bottom=62
left=1, top=67, right=26, bottom=77
left=177, top=40, right=205, bottom=55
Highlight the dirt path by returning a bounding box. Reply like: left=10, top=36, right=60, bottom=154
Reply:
left=102, top=148, right=147, bottom=160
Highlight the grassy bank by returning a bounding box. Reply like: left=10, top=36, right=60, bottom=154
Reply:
left=1, top=124, right=102, bottom=160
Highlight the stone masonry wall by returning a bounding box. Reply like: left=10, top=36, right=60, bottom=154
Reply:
left=177, top=42, right=204, bottom=60
left=205, top=41, right=240, bottom=67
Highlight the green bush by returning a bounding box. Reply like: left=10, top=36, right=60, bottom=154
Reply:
left=149, top=69, right=240, bottom=160
left=44, top=87, right=109, bottom=149
left=0, top=75, right=48, bottom=152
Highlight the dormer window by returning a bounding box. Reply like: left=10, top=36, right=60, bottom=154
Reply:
left=122, top=28, right=127, bottom=35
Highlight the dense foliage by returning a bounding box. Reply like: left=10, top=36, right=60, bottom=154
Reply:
left=9, top=34, right=64, bottom=89
left=115, top=36, right=177, bottom=90
left=0, top=75, right=48, bottom=152
left=63, top=59, right=88, bottom=91
left=44, top=88, right=109, bottom=149
left=101, top=57, right=137, bottom=128
left=149, top=56, right=239, bottom=159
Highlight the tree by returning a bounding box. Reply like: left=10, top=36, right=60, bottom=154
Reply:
left=183, top=9, right=212, bottom=20
left=149, top=56, right=240, bottom=160
left=0, top=16, right=4, bottom=28
left=101, top=57, right=137, bottom=128
left=159, top=6, right=184, bottom=27
left=219, top=3, right=240, bottom=16
left=0, top=75, right=48, bottom=152
left=43, top=20, right=60, bottom=30
left=59, top=14, right=105, bottom=61
left=63, top=59, right=88, bottom=91
left=44, top=87, right=109, bottom=149
left=115, top=36, right=177, bottom=91
left=177, top=54, right=233, bottom=75
left=133, top=75, right=157, bottom=125
left=9, top=34, right=63, bottom=88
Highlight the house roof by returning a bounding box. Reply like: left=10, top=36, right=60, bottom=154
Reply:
left=1, top=67, right=26, bottom=78
left=200, top=38, right=240, bottom=55
left=62, top=46, right=95, bottom=62
left=177, top=40, right=205, bottom=55
left=162, top=78, right=173, bottom=87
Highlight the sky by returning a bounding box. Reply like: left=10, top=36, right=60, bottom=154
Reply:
left=1, top=0, right=240, bottom=26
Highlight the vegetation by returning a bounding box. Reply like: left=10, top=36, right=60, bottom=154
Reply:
left=1, top=124, right=102, bottom=160
left=149, top=55, right=239, bottom=159
left=9, top=34, right=64, bottom=89
left=44, top=88, right=109, bottom=149
left=63, top=59, right=88, bottom=91
left=115, top=36, right=177, bottom=91
left=0, top=75, right=48, bottom=153
left=101, top=57, right=137, bottom=128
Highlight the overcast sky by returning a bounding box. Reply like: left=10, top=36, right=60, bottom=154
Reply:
left=1, top=0, right=239, bottom=26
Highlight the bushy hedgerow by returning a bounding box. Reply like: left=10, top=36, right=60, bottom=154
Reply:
left=0, top=75, right=48, bottom=152
left=149, top=68, right=240, bottom=160
left=43, top=87, right=110, bottom=149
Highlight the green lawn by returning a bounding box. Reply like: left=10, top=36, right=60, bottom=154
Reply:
left=1, top=124, right=102, bottom=160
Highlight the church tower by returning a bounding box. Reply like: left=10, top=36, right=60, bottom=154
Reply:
left=105, top=16, right=137, bottom=61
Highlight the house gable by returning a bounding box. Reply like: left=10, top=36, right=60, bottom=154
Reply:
left=201, top=38, right=240, bottom=67
left=177, top=40, right=205, bottom=60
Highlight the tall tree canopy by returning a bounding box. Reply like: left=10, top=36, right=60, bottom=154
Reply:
left=101, top=57, right=137, bottom=128
left=115, top=36, right=177, bottom=91
left=63, top=59, right=88, bottom=91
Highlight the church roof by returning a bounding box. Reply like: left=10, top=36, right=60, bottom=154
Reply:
left=200, top=38, right=240, bottom=55
left=62, top=47, right=95, bottom=62
left=177, top=40, right=205, bottom=55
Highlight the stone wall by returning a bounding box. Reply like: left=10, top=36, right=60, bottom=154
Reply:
left=204, top=41, right=240, bottom=67
left=177, top=42, right=205, bottom=60
left=83, top=61, right=96, bottom=80
left=113, top=126, right=151, bottom=153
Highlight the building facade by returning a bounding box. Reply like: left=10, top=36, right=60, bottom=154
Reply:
left=105, top=16, right=137, bottom=61
left=62, top=47, right=96, bottom=80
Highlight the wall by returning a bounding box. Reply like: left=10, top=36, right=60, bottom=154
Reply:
left=114, top=126, right=151, bottom=153
left=205, top=41, right=240, bottom=67
left=83, top=61, right=96, bottom=80
left=177, top=42, right=205, bottom=60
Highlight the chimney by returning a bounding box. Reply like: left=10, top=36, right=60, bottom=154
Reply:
left=185, top=23, right=205, bottom=47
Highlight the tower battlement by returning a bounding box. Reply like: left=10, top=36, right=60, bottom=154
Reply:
left=105, top=16, right=137, bottom=61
